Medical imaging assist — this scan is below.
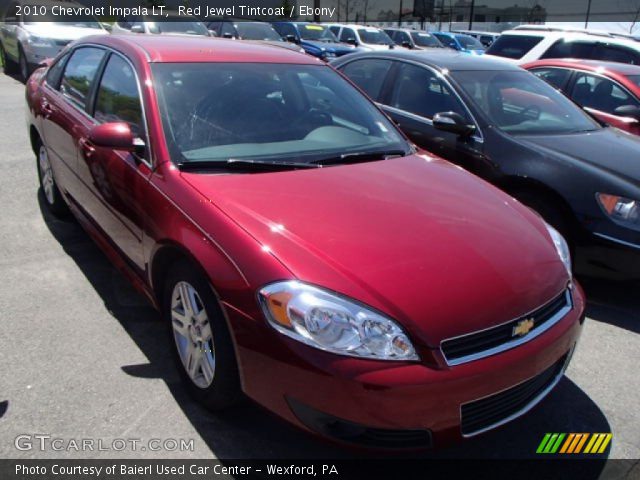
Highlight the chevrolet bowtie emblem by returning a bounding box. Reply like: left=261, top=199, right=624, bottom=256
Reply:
left=513, top=318, right=535, bottom=337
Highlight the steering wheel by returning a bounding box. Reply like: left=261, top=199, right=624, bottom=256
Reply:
left=519, top=104, right=542, bottom=120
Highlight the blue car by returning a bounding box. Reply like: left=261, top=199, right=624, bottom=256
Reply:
left=271, top=22, right=358, bottom=60
left=432, top=32, right=485, bottom=55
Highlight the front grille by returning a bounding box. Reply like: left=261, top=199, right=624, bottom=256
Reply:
left=460, top=353, right=568, bottom=436
left=441, top=289, right=572, bottom=365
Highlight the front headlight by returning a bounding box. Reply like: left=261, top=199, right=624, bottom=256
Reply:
left=596, top=193, right=640, bottom=231
left=545, top=224, right=572, bottom=277
left=28, top=35, right=53, bottom=48
left=258, top=281, right=419, bottom=361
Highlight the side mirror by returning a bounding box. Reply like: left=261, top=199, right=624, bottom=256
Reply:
left=222, top=32, right=234, bottom=39
left=401, top=40, right=411, bottom=48
left=346, top=37, right=358, bottom=46
left=38, top=57, right=53, bottom=68
left=89, top=122, right=136, bottom=151
left=130, top=25, right=144, bottom=34
left=614, top=104, right=640, bottom=121
left=285, top=34, right=298, bottom=43
left=432, top=111, right=476, bottom=137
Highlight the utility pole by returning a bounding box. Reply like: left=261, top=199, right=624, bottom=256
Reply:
left=398, top=0, right=403, bottom=26
left=468, top=0, right=475, bottom=30
left=584, top=0, right=592, bottom=28
left=438, top=0, right=444, bottom=29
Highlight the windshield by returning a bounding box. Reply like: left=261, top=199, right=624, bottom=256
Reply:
left=24, top=12, right=101, bottom=28
left=299, top=24, right=337, bottom=42
left=152, top=18, right=208, bottom=35
left=452, top=70, right=600, bottom=135
left=236, top=22, right=281, bottom=41
left=411, top=32, right=442, bottom=47
left=456, top=35, right=484, bottom=50
left=358, top=29, right=393, bottom=45
left=434, top=34, right=457, bottom=49
left=152, top=63, right=409, bottom=167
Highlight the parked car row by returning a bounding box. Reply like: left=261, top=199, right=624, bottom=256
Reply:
left=25, top=33, right=587, bottom=450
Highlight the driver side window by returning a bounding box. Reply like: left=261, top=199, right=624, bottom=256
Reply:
left=390, top=62, right=467, bottom=120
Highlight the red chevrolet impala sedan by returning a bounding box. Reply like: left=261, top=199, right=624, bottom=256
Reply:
left=26, top=34, right=585, bottom=449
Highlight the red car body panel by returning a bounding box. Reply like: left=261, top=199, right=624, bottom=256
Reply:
left=26, top=35, right=585, bottom=447
left=524, top=59, right=640, bottom=136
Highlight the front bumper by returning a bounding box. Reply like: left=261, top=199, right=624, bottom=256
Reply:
left=227, top=284, right=585, bottom=449
left=576, top=231, right=640, bottom=281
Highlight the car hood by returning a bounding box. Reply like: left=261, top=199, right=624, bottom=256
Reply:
left=302, top=40, right=354, bottom=53
left=23, top=24, right=107, bottom=41
left=182, top=154, right=568, bottom=346
left=516, top=128, right=640, bottom=181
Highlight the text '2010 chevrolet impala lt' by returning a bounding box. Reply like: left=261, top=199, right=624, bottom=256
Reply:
left=26, top=34, right=585, bottom=449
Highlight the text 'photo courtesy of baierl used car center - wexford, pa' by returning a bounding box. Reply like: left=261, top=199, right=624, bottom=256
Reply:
left=0, top=0, right=639, bottom=479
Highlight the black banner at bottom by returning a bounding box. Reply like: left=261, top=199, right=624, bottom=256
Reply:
left=2, top=459, right=638, bottom=480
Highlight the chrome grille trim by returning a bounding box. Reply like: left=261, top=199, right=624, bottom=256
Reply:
left=441, top=288, right=573, bottom=366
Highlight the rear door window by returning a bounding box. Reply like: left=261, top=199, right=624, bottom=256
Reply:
left=340, top=27, right=356, bottom=43
left=340, top=59, right=393, bottom=101
left=485, top=34, right=543, bottom=59
left=592, top=44, right=640, bottom=65
left=541, top=40, right=597, bottom=59
left=60, top=47, right=106, bottom=110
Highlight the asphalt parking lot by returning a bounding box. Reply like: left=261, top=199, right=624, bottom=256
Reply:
left=0, top=70, right=638, bottom=467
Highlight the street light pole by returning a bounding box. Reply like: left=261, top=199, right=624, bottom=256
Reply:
left=584, top=0, right=592, bottom=28
left=398, top=0, right=403, bottom=26
left=468, top=0, right=475, bottom=30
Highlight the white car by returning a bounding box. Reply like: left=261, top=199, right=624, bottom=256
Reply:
left=111, top=12, right=211, bottom=37
left=485, top=25, right=640, bottom=65
left=327, top=23, right=395, bottom=51
left=0, top=0, right=108, bottom=80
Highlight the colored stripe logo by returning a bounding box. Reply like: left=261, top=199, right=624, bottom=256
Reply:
left=536, top=433, right=612, bottom=454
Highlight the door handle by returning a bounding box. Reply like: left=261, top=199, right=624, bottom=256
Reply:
left=79, top=137, right=95, bottom=158
left=41, top=100, right=54, bottom=118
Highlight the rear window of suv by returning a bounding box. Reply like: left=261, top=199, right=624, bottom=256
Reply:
left=486, top=34, right=543, bottom=59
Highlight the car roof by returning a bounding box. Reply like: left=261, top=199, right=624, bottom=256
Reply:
left=524, top=58, right=640, bottom=75
left=335, top=49, right=520, bottom=71
left=88, top=34, right=320, bottom=64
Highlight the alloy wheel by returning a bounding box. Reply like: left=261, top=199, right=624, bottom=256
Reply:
left=171, top=281, right=215, bottom=389
left=38, top=145, right=55, bottom=205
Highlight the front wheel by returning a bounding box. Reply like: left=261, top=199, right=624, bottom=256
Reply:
left=164, top=262, right=242, bottom=411
left=36, top=141, right=68, bottom=216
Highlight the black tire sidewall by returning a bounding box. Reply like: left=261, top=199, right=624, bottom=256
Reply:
left=163, top=262, right=242, bottom=411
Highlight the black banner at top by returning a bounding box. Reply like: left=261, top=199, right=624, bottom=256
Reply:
left=2, top=0, right=640, bottom=24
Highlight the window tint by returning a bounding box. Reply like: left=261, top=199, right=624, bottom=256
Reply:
left=45, top=52, right=69, bottom=89
left=390, top=62, right=467, bottom=119
left=395, top=30, right=411, bottom=45
left=340, top=59, right=393, bottom=101
left=592, top=45, right=640, bottom=65
left=541, top=40, right=596, bottom=60
left=273, top=23, right=297, bottom=39
left=329, top=26, right=340, bottom=36
left=530, top=67, right=571, bottom=90
left=570, top=72, right=640, bottom=114
left=485, top=34, right=543, bottom=59
left=220, top=22, right=237, bottom=38
left=60, top=47, right=106, bottom=109
left=94, top=55, right=144, bottom=140
left=434, top=33, right=457, bottom=49
left=340, top=28, right=356, bottom=42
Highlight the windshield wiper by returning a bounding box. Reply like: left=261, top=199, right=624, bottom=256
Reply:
left=311, top=149, right=408, bottom=166
left=178, top=158, right=320, bottom=172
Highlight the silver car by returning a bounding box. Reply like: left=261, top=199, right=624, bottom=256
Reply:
left=0, top=0, right=108, bottom=81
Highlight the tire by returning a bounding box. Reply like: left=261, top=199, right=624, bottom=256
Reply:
left=163, top=262, right=242, bottom=411
left=18, top=45, right=30, bottom=82
left=0, top=42, right=17, bottom=74
left=36, top=139, right=69, bottom=217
